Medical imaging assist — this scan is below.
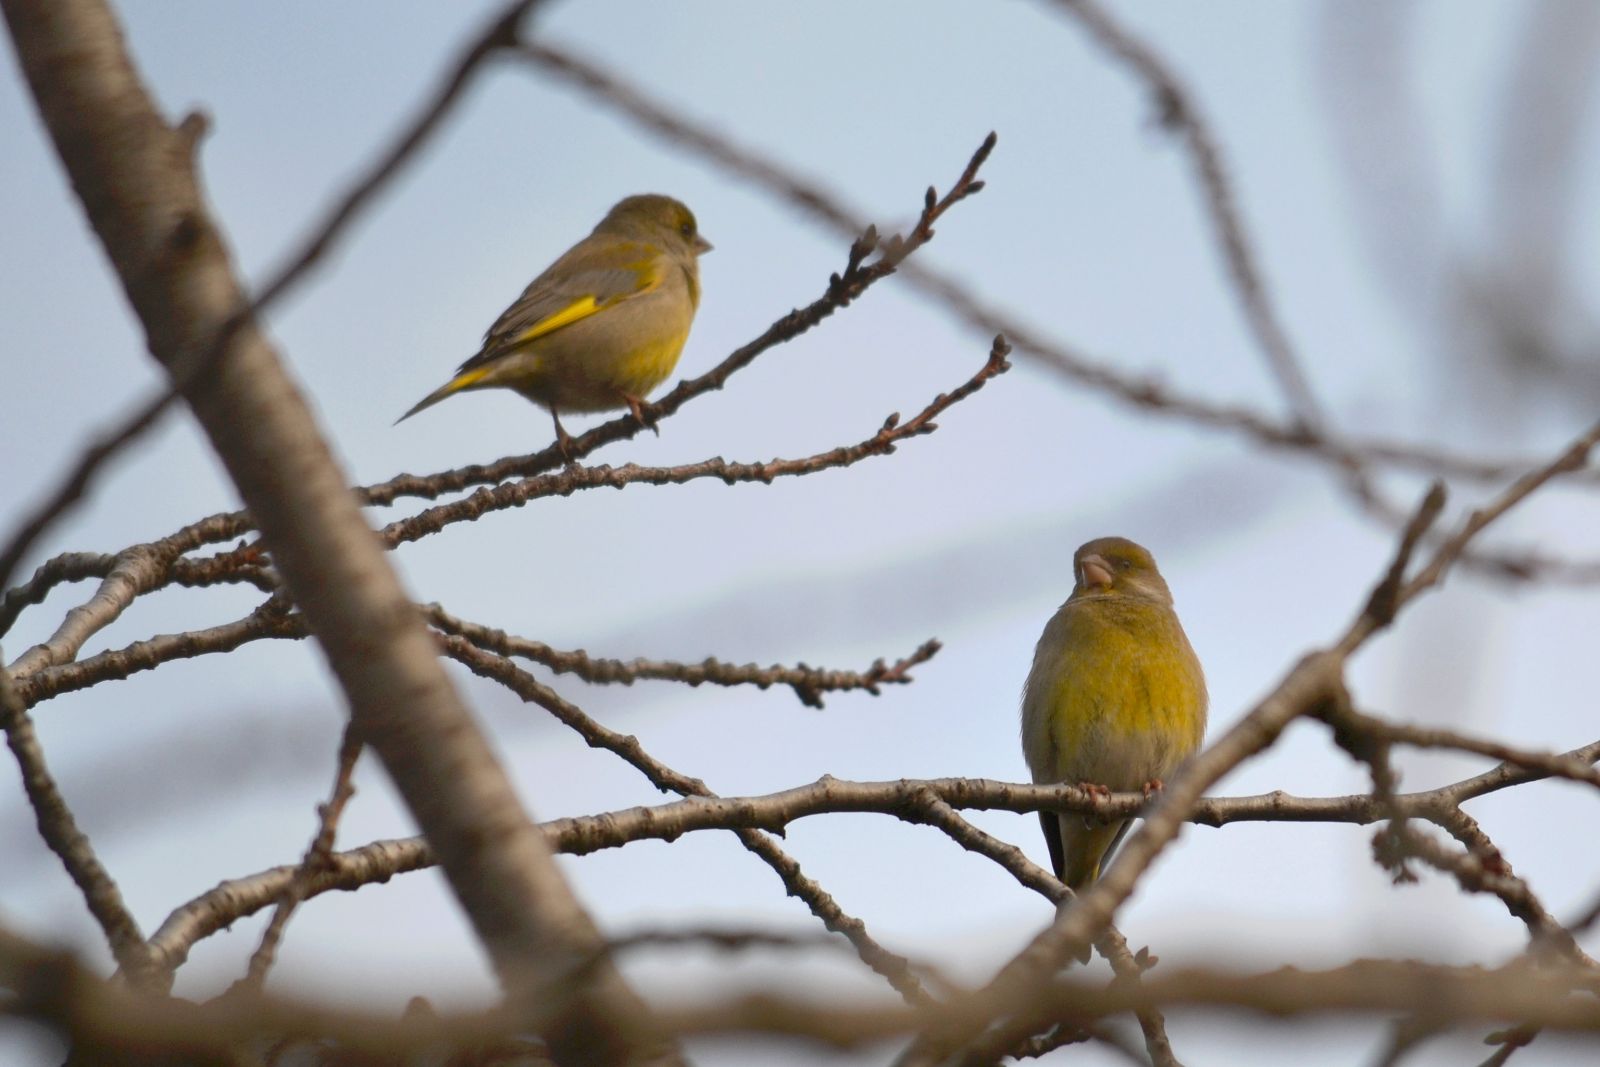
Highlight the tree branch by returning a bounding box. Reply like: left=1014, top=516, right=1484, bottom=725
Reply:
left=1, top=1, right=663, bottom=1060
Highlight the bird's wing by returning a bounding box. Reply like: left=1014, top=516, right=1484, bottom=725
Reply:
left=458, top=241, right=665, bottom=373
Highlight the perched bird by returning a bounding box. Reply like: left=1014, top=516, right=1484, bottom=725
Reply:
left=1020, top=537, right=1207, bottom=898
left=398, top=194, right=712, bottom=452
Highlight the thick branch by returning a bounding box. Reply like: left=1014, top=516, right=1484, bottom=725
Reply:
left=1, top=1, right=658, bottom=1061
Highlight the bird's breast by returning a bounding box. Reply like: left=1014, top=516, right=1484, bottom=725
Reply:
left=1021, top=598, right=1206, bottom=791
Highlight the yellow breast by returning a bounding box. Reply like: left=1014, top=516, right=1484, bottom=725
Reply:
left=1020, top=595, right=1207, bottom=791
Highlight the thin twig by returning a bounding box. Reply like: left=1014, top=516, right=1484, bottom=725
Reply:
left=139, top=731, right=1600, bottom=977
left=380, top=337, right=1012, bottom=550
left=1045, top=0, right=1328, bottom=439
left=518, top=36, right=1600, bottom=587
left=0, top=0, right=545, bottom=607
left=899, top=428, right=1598, bottom=1061
left=425, top=604, right=940, bottom=709
left=236, top=724, right=365, bottom=991
left=437, top=636, right=936, bottom=1007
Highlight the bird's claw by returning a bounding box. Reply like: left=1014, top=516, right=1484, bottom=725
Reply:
left=623, top=393, right=661, bottom=436
left=550, top=412, right=577, bottom=466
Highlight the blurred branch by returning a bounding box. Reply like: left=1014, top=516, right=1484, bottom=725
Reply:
left=438, top=634, right=937, bottom=1008
left=1, top=1, right=664, bottom=1061
left=15, top=919, right=1600, bottom=1060
left=142, top=726, right=1600, bottom=979
left=1044, top=0, right=1329, bottom=441
left=7, top=2, right=1600, bottom=1061
left=901, top=423, right=1600, bottom=1061
left=517, top=34, right=1600, bottom=593
left=651, top=959, right=1600, bottom=1045
left=0, top=386, right=188, bottom=606
left=0, top=0, right=543, bottom=603
left=1483, top=1, right=1600, bottom=397
left=516, top=36, right=1600, bottom=503
left=234, top=724, right=365, bottom=993
left=14, top=337, right=1005, bottom=710
left=0, top=135, right=999, bottom=667
left=1316, top=2, right=1446, bottom=323
left=907, top=793, right=1179, bottom=1066
left=379, top=337, right=1012, bottom=550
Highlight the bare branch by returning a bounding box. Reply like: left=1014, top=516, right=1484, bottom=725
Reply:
left=2, top=1, right=663, bottom=1059
left=8, top=545, right=181, bottom=678
left=514, top=37, right=1600, bottom=511
left=438, top=635, right=937, bottom=1008
left=0, top=133, right=999, bottom=655
left=908, top=794, right=1180, bottom=1066
left=16, top=921, right=1600, bottom=1060
left=898, top=418, right=1600, bottom=1062
left=1394, top=421, right=1600, bottom=612
left=426, top=604, right=940, bottom=709
left=138, top=715, right=1595, bottom=980
left=0, top=667, right=155, bottom=984
left=236, top=724, right=365, bottom=991
left=1044, top=0, right=1327, bottom=438
left=0, top=386, right=185, bottom=600
left=0, top=0, right=543, bottom=606
left=380, top=337, right=1012, bottom=550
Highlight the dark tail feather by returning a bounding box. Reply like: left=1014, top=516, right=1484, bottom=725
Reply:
left=395, top=384, right=453, bottom=425
left=394, top=366, right=492, bottom=425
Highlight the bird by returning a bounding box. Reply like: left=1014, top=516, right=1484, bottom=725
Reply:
left=397, top=194, right=712, bottom=454
left=1020, top=537, right=1207, bottom=904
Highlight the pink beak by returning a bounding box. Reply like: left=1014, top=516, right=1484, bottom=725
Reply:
left=1079, top=554, right=1114, bottom=592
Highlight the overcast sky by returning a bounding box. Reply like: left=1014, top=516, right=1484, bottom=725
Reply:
left=4, top=2, right=1600, bottom=1064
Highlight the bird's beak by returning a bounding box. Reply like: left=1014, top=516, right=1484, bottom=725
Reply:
left=1078, top=554, right=1114, bottom=593
left=694, top=235, right=714, bottom=254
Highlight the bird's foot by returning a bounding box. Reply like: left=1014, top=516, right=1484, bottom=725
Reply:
left=1141, top=779, right=1165, bottom=799
left=1076, top=781, right=1112, bottom=801
left=550, top=412, right=577, bottom=466
left=622, top=393, right=661, bottom=436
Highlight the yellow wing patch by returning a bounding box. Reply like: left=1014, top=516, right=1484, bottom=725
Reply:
left=445, top=365, right=493, bottom=393
left=509, top=254, right=665, bottom=346
left=512, top=295, right=603, bottom=346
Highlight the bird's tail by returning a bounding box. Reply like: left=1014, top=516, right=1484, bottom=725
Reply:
left=394, top=366, right=493, bottom=424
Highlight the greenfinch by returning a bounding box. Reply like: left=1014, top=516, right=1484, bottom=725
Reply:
left=399, top=194, right=712, bottom=451
left=1020, top=537, right=1207, bottom=897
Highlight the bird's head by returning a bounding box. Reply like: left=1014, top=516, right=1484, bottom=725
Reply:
left=598, top=194, right=713, bottom=256
left=1069, top=536, right=1174, bottom=605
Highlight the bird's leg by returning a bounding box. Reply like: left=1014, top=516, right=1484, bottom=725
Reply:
left=620, top=392, right=661, bottom=436
left=549, top=409, right=576, bottom=464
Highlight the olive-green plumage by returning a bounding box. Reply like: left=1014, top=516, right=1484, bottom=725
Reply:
left=1020, top=537, right=1206, bottom=895
left=398, top=194, right=711, bottom=449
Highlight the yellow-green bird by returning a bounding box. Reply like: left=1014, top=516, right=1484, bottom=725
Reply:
left=1020, top=537, right=1207, bottom=895
left=398, top=194, right=712, bottom=451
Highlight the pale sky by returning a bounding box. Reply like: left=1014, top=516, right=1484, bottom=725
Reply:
left=4, top=3, right=1600, bottom=1064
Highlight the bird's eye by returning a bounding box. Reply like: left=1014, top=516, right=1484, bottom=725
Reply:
left=679, top=221, right=694, bottom=237
left=1115, top=558, right=1132, bottom=571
